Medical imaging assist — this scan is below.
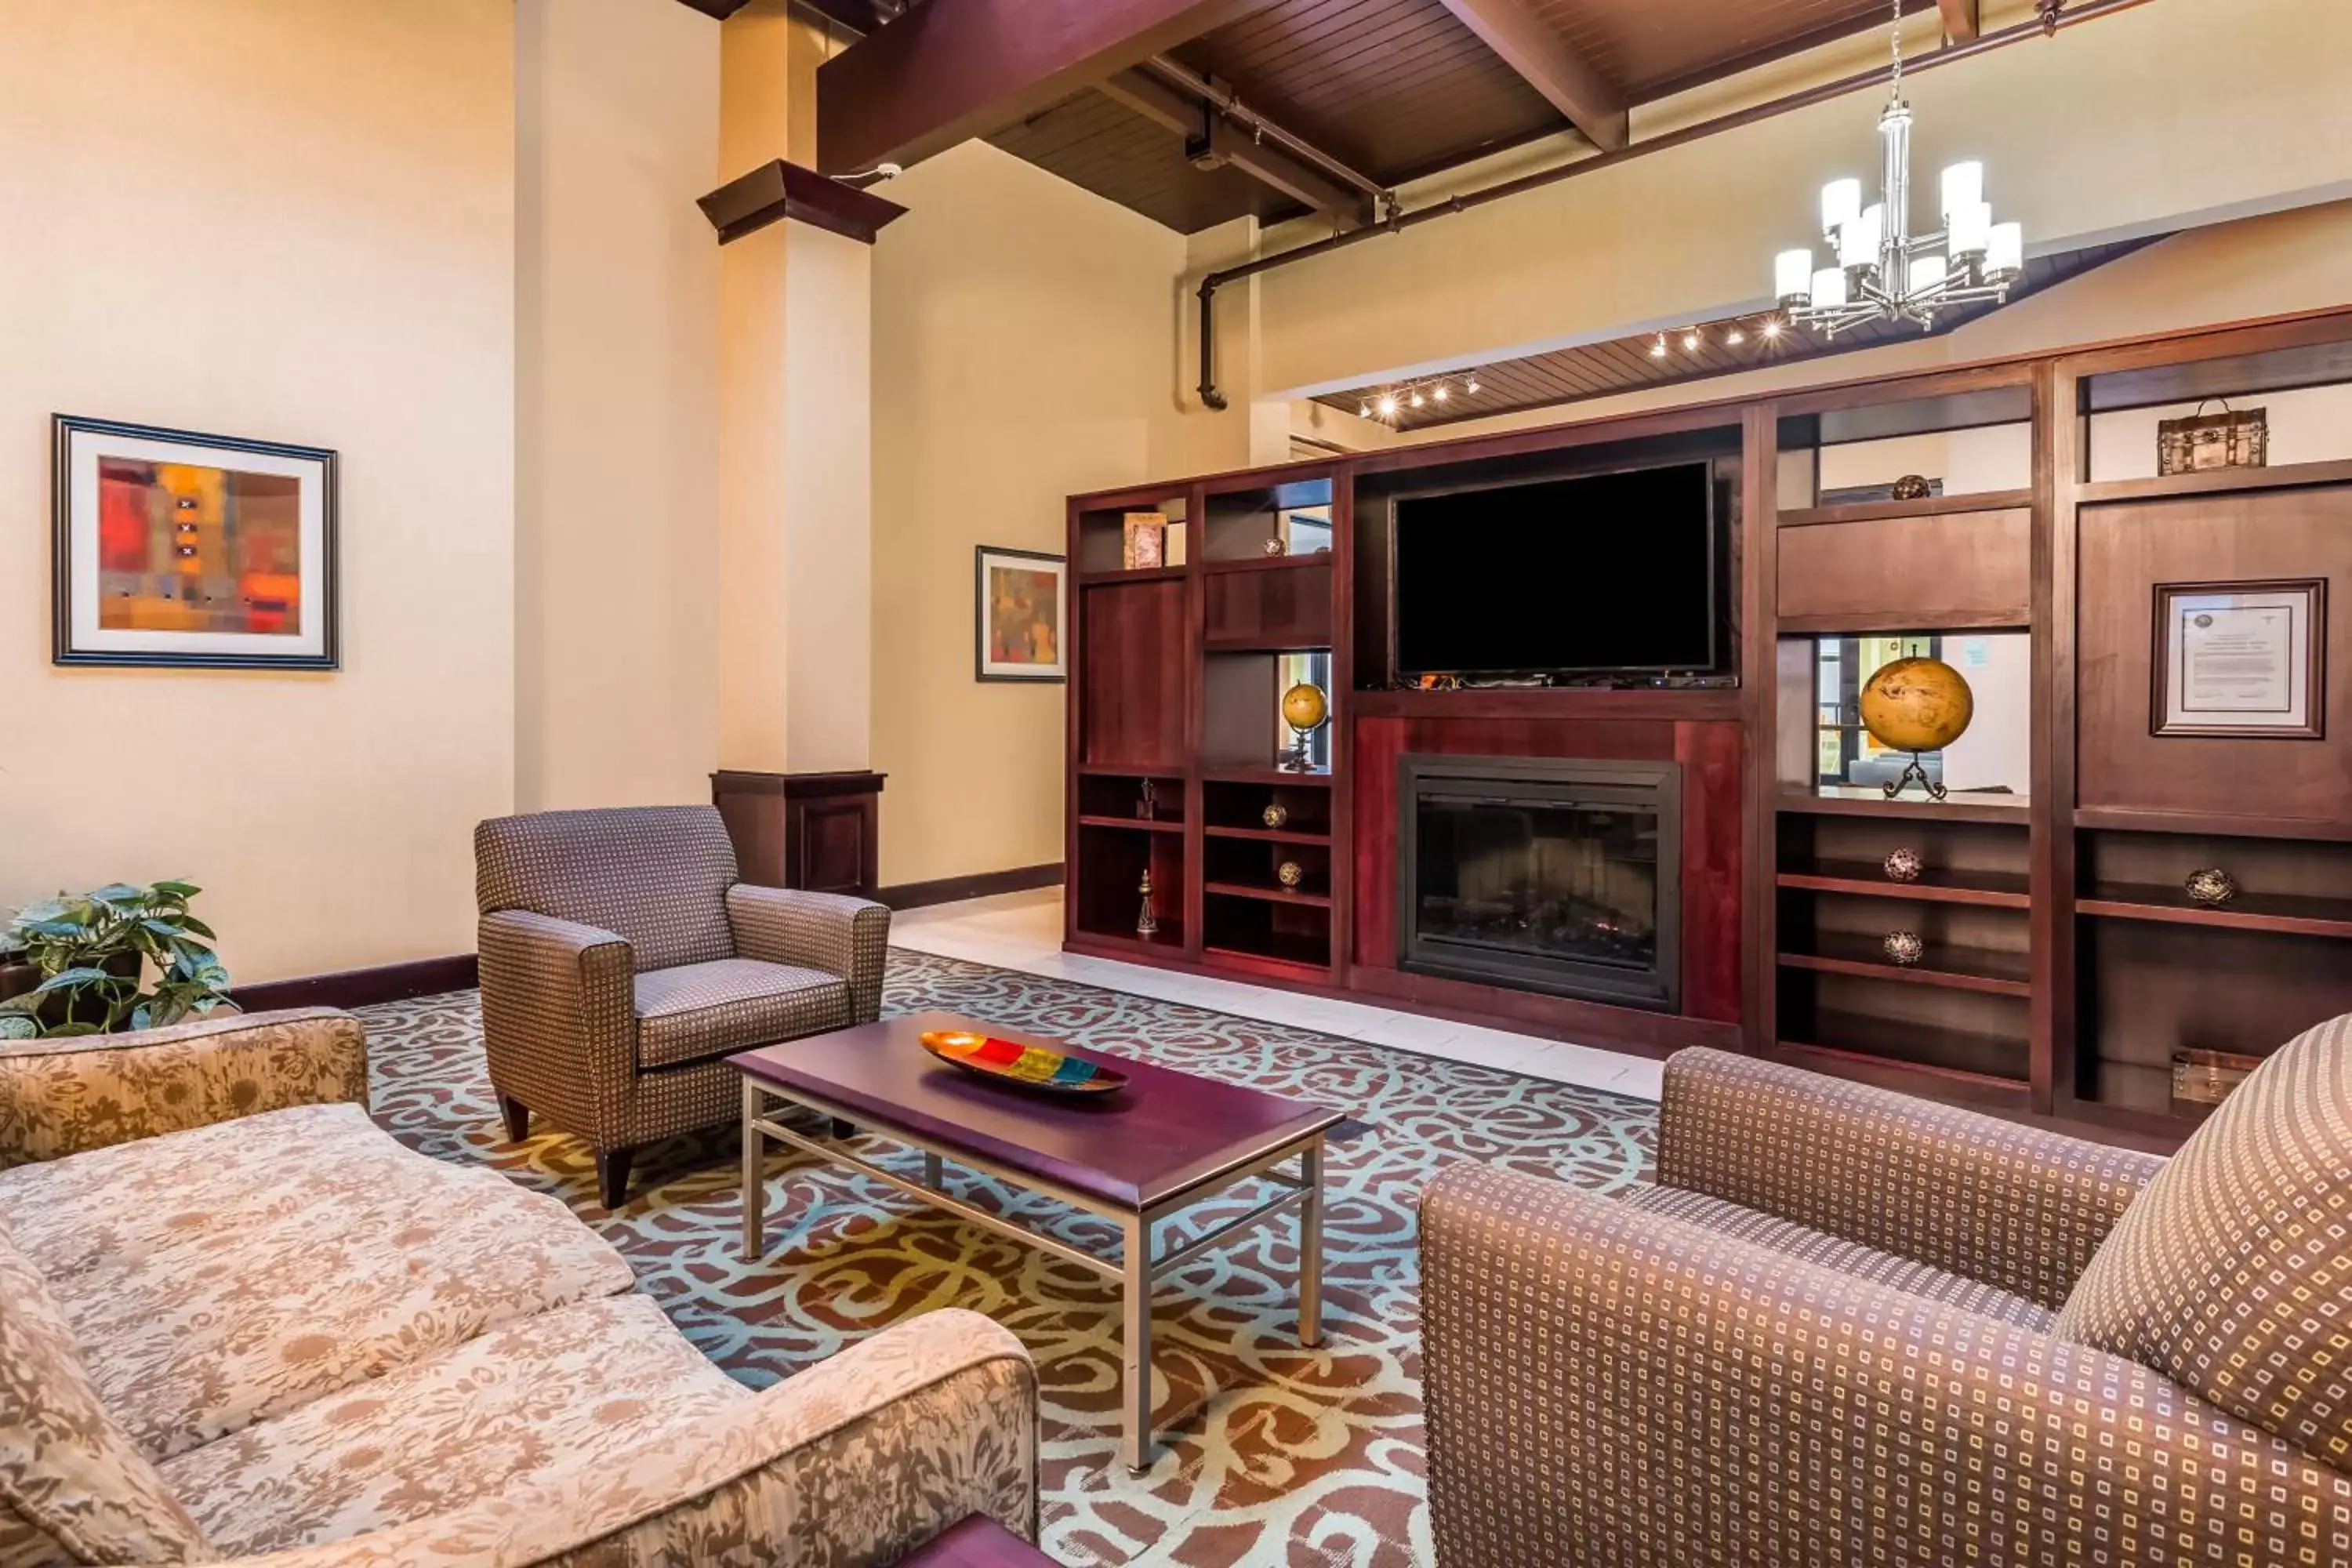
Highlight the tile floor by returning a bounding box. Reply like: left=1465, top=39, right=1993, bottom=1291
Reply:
left=890, top=887, right=1664, bottom=1101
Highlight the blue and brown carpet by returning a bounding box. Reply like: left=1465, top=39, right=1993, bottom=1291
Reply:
left=361, top=949, right=1656, bottom=1568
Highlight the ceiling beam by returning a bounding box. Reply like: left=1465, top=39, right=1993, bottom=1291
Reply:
left=1098, top=69, right=1377, bottom=227
left=1937, top=0, right=1981, bottom=40
left=815, top=0, right=1280, bottom=176
left=1430, top=0, right=1627, bottom=151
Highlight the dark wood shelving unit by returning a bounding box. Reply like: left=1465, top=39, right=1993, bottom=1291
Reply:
left=1068, top=307, right=2352, bottom=1142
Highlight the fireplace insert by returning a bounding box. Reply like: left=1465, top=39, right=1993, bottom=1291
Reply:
left=1397, top=755, right=1681, bottom=1009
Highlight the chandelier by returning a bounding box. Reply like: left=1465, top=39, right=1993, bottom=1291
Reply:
left=1773, top=0, right=2023, bottom=336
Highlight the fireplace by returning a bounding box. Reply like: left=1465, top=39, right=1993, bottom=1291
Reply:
left=1397, top=755, right=1680, bottom=1009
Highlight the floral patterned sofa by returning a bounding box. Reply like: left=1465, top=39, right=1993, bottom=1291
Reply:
left=0, top=1007, right=1036, bottom=1568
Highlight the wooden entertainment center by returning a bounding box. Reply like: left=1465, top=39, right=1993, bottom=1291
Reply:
left=1064, top=310, right=2352, bottom=1150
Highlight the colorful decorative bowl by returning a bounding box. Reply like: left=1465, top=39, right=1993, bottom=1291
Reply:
left=918, top=1029, right=1128, bottom=1095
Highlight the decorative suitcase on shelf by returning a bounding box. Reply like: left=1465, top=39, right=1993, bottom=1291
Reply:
left=2156, top=398, right=2267, bottom=474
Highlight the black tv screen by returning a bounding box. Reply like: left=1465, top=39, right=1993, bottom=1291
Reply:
left=1393, top=463, right=1719, bottom=675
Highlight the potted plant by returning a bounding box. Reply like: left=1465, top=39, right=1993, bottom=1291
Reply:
left=0, top=881, right=236, bottom=1038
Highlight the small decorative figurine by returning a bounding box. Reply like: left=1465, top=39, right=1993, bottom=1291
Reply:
left=2184, top=866, right=2240, bottom=907
left=1883, top=847, right=1924, bottom=884
left=1277, top=860, right=1305, bottom=889
left=1136, top=868, right=1158, bottom=938
left=1262, top=801, right=1290, bottom=829
left=1137, top=779, right=1159, bottom=821
left=1262, top=536, right=1287, bottom=557
left=1891, top=473, right=1934, bottom=501
left=1883, top=930, right=1926, bottom=967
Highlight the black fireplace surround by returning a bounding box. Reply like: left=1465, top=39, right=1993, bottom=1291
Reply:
left=1397, top=754, right=1681, bottom=1010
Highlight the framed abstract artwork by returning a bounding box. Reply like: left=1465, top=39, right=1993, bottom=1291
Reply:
left=52, top=415, right=338, bottom=669
left=975, top=545, right=1066, bottom=683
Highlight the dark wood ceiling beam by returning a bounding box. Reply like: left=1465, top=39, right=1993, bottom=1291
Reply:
left=1428, top=0, right=1627, bottom=151
left=814, top=0, right=1281, bottom=176
left=1937, top=0, right=1982, bottom=40
left=1098, top=69, right=1377, bottom=227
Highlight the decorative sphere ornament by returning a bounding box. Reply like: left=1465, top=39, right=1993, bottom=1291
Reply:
left=1883, top=847, right=1924, bottom=883
left=1280, top=681, right=1329, bottom=733
left=2184, top=867, right=2240, bottom=907
left=1262, top=536, right=1287, bottom=557
left=1859, top=657, right=1975, bottom=753
left=1277, top=860, right=1305, bottom=889
left=1882, top=930, right=1926, bottom=967
left=1261, top=802, right=1289, bottom=829
left=1891, top=473, right=1933, bottom=501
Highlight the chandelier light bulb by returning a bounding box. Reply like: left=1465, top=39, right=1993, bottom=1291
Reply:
left=1910, top=252, right=1948, bottom=292
left=1939, top=160, right=1983, bottom=220
left=1984, top=221, right=2024, bottom=280
left=1838, top=203, right=1884, bottom=268
left=1820, top=177, right=1863, bottom=236
left=1810, top=267, right=1849, bottom=310
left=1947, top=198, right=1991, bottom=259
left=1775, top=249, right=1814, bottom=304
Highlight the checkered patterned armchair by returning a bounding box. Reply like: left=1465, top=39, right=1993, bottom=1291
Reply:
left=1423, top=1014, right=2352, bottom=1567
left=474, top=806, right=889, bottom=1209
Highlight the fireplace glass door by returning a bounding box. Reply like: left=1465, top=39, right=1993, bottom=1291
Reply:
left=1399, top=757, right=1680, bottom=1008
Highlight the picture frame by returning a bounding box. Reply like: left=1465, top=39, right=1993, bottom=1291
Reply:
left=53, top=415, right=339, bottom=669
left=2151, top=578, right=2325, bottom=739
left=975, top=545, right=1066, bottom=683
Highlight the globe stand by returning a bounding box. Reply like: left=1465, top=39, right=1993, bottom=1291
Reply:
left=1882, top=753, right=1947, bottom=803
left=1279, top=723, right=1322, bottom=774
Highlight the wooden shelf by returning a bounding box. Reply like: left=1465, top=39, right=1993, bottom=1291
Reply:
left=1200, top=553, right=1335, bottom=575
left=1076, top=815, right=1184, bottom=834
left=1778, top=934, right=2031, bottom=996
left=1777, top=789, right=2031, bottom=825
left=1077, top=564, right=1189, bottom=585
left=1074, top=762, right=1186, bottom=778
left=1204, top=635, right=1333, bottom=654
left=1069, top=926, right=1186, bottom=956
left=1204, top=880, right=1333, bottom=908
left=2074, top=456, right=2352, bottom=506
left=1772, top=1037, right=2030, bottom=1110
left=1351, top=685, right=1744, bottom=722
left=2072, top=806, right=2352, bottom=844
left=1201, top=942, right=1329, bottom=977
left=1777, top=488, right=2034, bottom=528
left=1204, top=823, right=1330, bottom=845
left=2078, top=884, right=2352, bottom=941
left=1201, top=766, right=1333, bottom=786
left=1777, top=864, right=2032, bottom=908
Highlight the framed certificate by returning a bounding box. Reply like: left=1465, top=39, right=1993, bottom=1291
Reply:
left=2151, top=579, right=2325, bottom=739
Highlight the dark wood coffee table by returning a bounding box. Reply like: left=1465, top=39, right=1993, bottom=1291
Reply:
left=731, top=1010, right=1341, bottom=1472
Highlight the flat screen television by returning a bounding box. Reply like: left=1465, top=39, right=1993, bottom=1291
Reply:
left=1392, top=462, right=1722, bottom=677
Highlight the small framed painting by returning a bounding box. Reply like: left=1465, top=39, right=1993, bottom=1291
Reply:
left=53, top=415, right=338, bottom=670
left=2151, top=578, right=2325, bottom=739
left=975, top=545, right=1066, bottom=683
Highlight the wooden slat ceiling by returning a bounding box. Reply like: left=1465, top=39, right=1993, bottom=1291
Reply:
left=984, top=0, right=1943, bottom=233
left=1308, top=237, right=2165, bottom=431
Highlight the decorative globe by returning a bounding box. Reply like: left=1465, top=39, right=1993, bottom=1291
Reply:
left=1858, top=657, right=1974, bottom=753
left=1281, top=681, right=1329, bottom=734
left=1277, top=860, right=1305, bottom=889
left=1891, top=473, right=1933, bottom=500
left=1261, top=802, right=1289, bottom=829
left=1883, top=847, right=1924, bottom=884
left=1883, top=930, right=1926, bottom=967
left=2185, top=867, right=2240, bottom=907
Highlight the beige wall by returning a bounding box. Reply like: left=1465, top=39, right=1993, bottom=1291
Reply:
left=870, top=140, right=1189, bottom=887
left=0, top=1, right=516, bottom=985
left=517, top=0, right=720, bottom=811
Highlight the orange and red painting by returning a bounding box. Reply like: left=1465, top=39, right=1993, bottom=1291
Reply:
left=975, top=546, right=1066, bottom=682
left=96, top=458, right=303, bottom=634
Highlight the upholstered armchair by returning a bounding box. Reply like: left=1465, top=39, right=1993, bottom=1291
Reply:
left=474, top=805, right=889, bottom=1208
left=1423, top=1015, right=2352, bottom=1567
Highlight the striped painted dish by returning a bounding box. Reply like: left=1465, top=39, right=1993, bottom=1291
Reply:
left=917, top=1029, right=1128, bottom=1095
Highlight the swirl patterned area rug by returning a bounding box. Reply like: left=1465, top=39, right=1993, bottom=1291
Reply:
left=360, top=949, right=1655, bottom=1568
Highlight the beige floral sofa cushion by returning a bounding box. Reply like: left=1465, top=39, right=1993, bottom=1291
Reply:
left=0, top=1217, right=210, bottom=1568
left=0, top=1102, right=633, bottom=1461
left=161, top=1294, right=742, bottom=1557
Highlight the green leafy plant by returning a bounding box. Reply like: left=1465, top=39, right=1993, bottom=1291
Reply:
left=1, top=881, right=236, bottom=1036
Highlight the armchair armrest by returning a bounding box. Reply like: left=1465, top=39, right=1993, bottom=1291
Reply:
left=234, top=1308, right=1036, bottom=1568
left=477, top=909, right=635, bottom=1130
left=1421, top=1163, right=2350, bottom=1568
left=726, top=885, right=890, bottom=1023
left=0, top=1006, right=366, bottom=1167
left=1656, top=1047, right=2163, bottom=1308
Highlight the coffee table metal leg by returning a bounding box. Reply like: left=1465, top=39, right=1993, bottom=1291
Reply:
left=741, top=1079, right=765, bottom=1261
left=924, top=1150, right=943, bottom=1189
left=1122, top=1213, right=1154, bottom=1473
left=1299, top=1135, right=1325, bottom=1347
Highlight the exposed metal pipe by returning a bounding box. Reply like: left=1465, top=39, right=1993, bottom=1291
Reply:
left=1194, top=0, right=2154, bottom=409
left=1143, top=54, right=1394, bottom=215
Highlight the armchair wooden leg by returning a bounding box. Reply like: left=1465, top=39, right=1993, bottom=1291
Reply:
left=499, top=1096, right=530, bottom=1143
left=831, top=1117, right=858, bottom=1141
left=597, top=1148, right=635, bottom=1210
